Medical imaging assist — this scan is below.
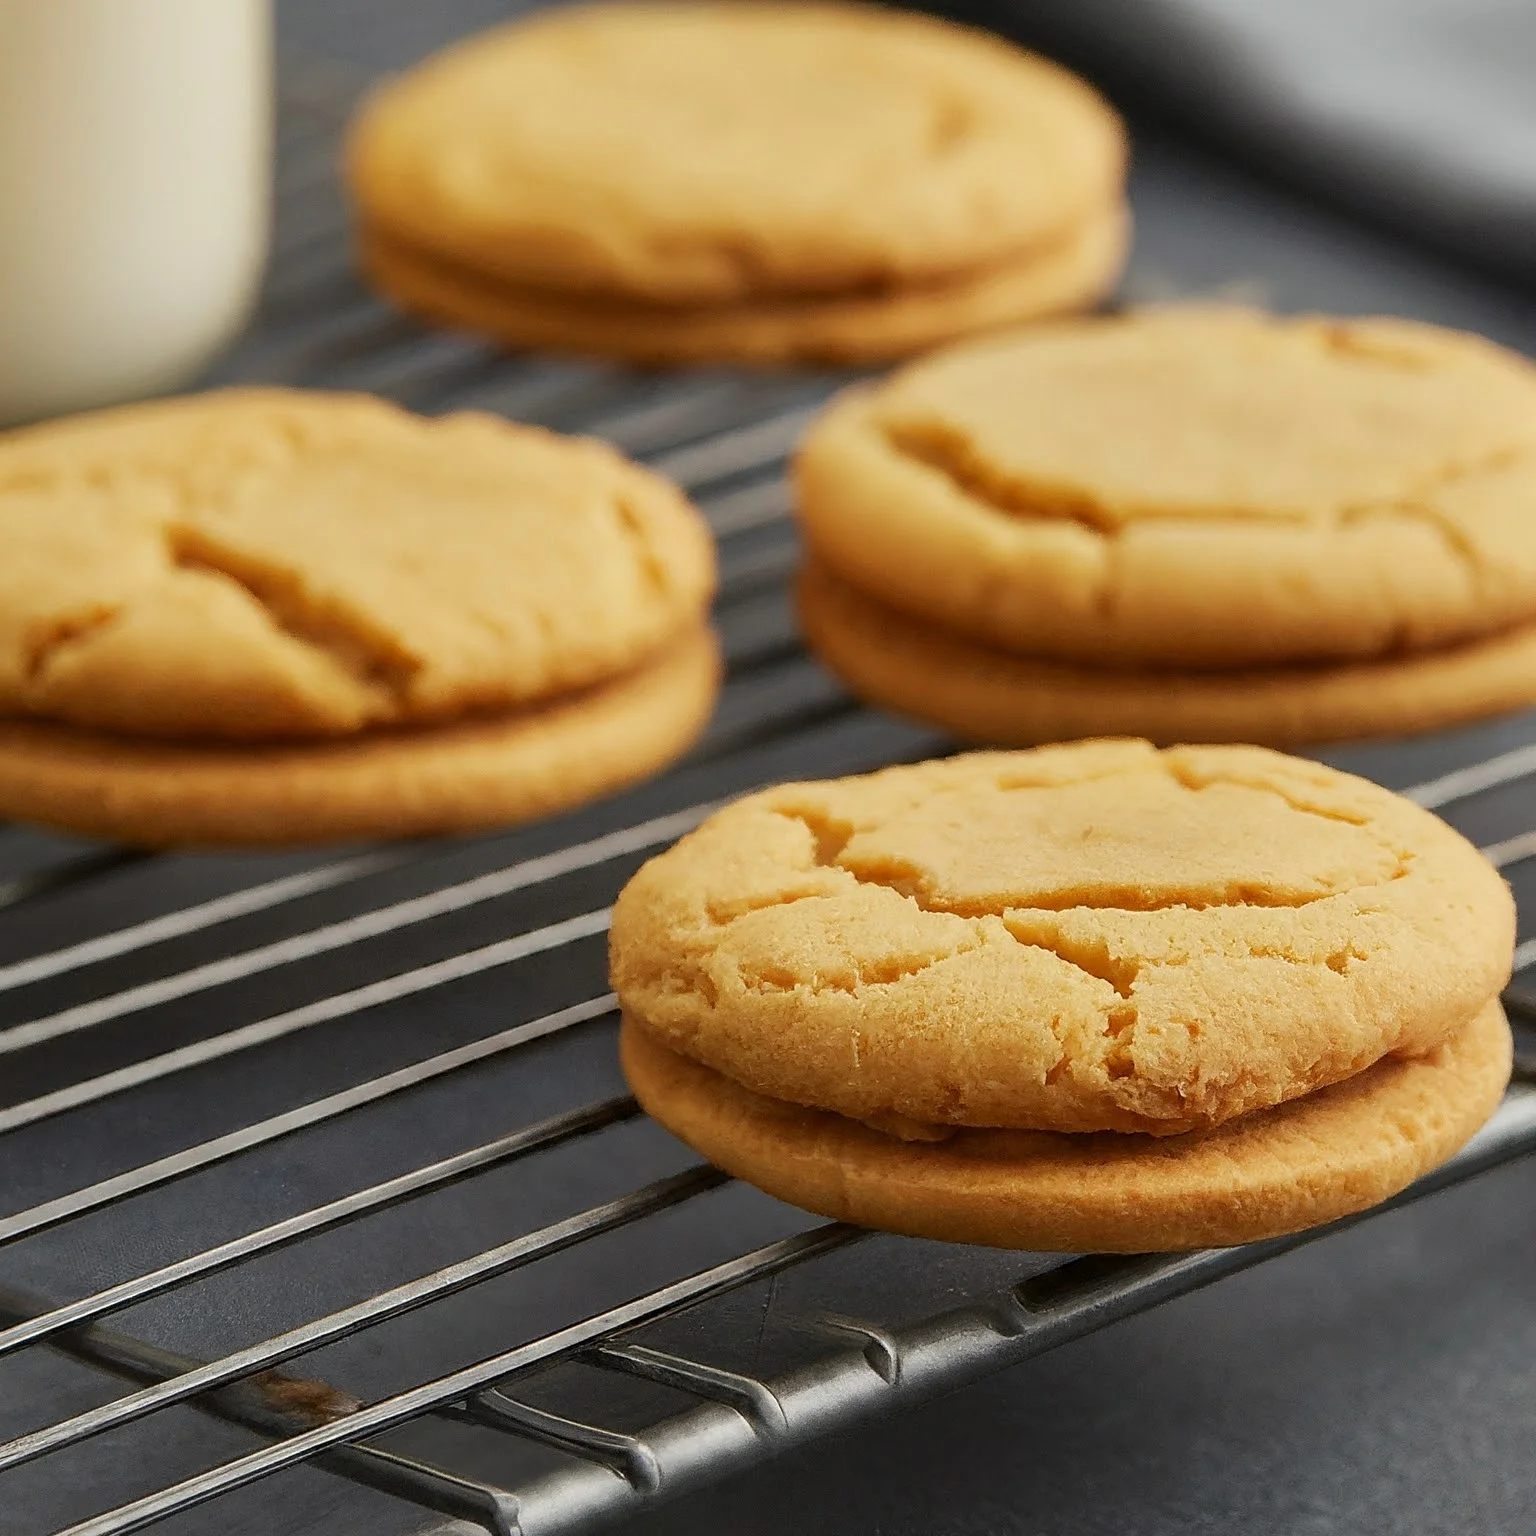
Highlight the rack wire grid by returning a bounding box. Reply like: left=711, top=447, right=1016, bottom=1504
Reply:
left=4, top=31, right=1536, bottom=1536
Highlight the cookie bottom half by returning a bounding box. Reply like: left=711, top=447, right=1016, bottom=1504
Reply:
left=621, top=1000, right=1512, bottom=1252
left=0, top=625, right=720, bottom=847
left=357, top=205, right=1129, bottom=368
left=799, top=561, right=1536, bottom=748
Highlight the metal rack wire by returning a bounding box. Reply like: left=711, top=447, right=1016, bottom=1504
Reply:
left=1, top=46, right=1534, bottom=1536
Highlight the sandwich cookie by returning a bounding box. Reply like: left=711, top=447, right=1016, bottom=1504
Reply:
left=794, top=308, right=1536, bottom=744
left=611, top=741, right=1515, bottom=1249
left=0, top=388, right=718, bottom=844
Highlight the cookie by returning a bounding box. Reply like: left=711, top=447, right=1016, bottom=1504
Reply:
left=0, top=388, right=714, bottom=739
left=0, top=387, right=721, bottom=845
left=358, top=204, right=1128, bottom=368
left=347, top=1, right=1126, bottom=306
left=620, top=999, right=1513, bottom=1251
left=795, top=308, right=1536, bottom=668
left=799, top=558, right=1536, bottom=748
left=0, top=624, right=719, bottom=847
left=609, top=741, right=1513, bottom=1137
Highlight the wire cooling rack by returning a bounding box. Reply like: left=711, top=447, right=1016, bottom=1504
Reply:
left=0, top=43, right=1534, bottom=1536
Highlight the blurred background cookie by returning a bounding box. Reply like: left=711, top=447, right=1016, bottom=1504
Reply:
left=795, top=307, right=1536, bottom=745
left=346, top=1, right=1128, bottom=365
left=0, top=387, right=719, bottom=844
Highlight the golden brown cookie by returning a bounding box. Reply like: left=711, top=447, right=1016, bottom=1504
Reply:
left=799, top=558, right=1536, bottom=748
left=795, top=308, right=1536, bottom=667
left=0, top=624, right=719, bottom=847
left=0, top=387, right=714, bottom=739
left=347, top=1, right=1126, bottom=306
left=0, top=387, right=722, bottom=844
left=358, top=205, right=1128, bottom=368
left=621, top=1000, right=1513, bottom=1251
left=609, top=741, right=1514, bottom=1137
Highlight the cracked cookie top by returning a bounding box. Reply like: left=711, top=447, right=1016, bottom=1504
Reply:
left=609, top=740, right=1514, bottom=1135
left=346, top=1, right=1124, bottom=305
left=0, top=388, right=715, bottom=740
left=795, top=308, right=1536, bottom=667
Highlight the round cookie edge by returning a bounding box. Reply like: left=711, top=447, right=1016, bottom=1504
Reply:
left=798, top=558, right=1536, bottom=749
left=355, top=204, right=1129, bottom=368
left=0, top=624, right=721, bottom=847
left=620, top=1000, right=1513, bottom=1251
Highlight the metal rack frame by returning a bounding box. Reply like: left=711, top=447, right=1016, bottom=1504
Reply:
left=1, top=44, right=1533, bottom=1536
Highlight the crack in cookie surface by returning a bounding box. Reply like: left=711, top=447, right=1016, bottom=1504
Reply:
left=167, top=524, right=421, bottom=708
left=883, top=415, right=1533, bottom=551
left=868, top=312, right=1536, bottom=533
left=21, top=604, right=124, bottom=684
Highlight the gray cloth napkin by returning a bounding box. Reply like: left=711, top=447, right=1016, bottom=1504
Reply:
left=948, top=0, right=1536, bottom=284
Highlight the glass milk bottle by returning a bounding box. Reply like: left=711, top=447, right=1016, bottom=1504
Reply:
left=0, top=0, right=271, bottom=426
